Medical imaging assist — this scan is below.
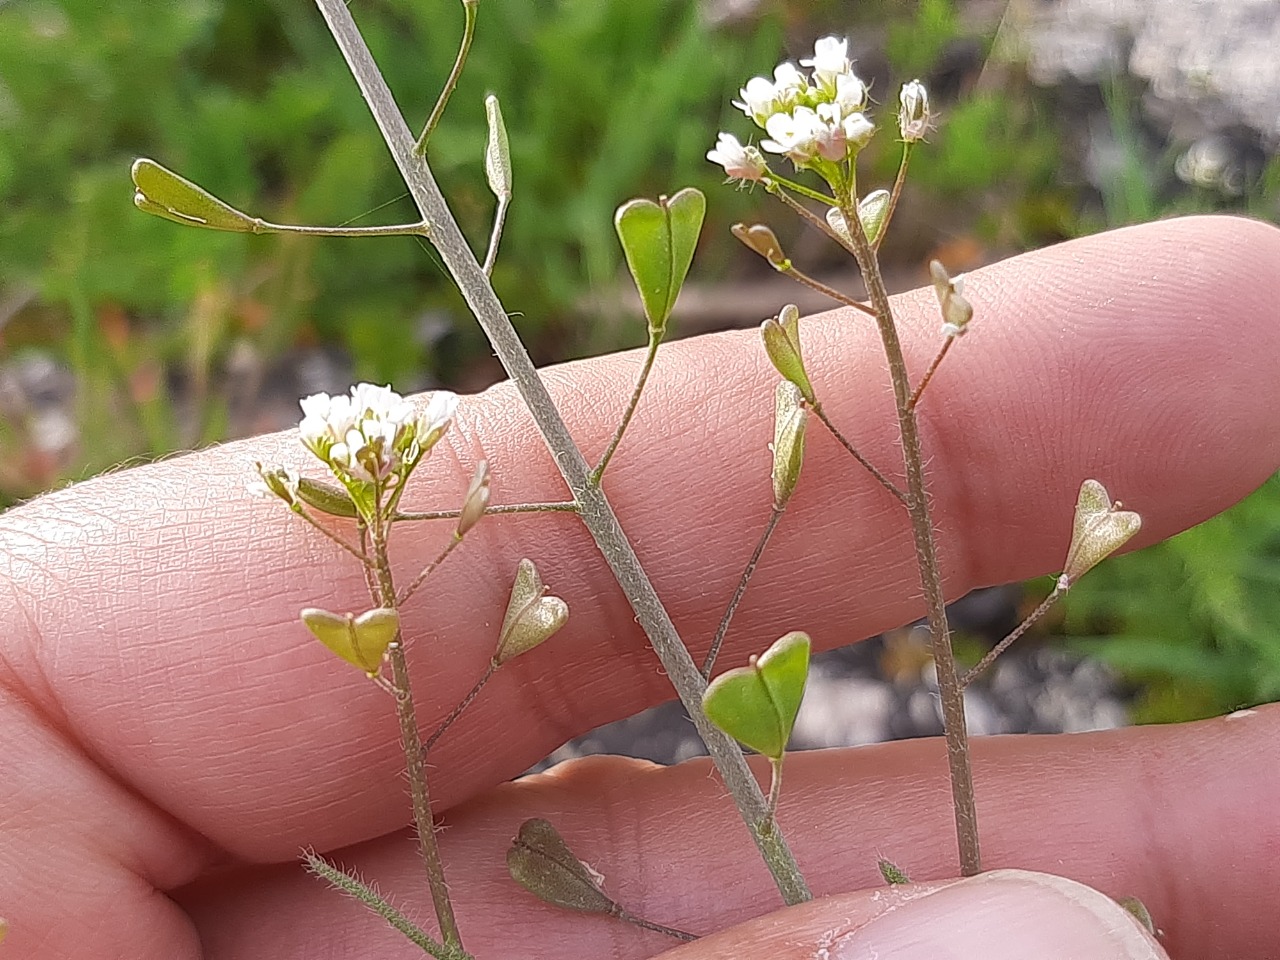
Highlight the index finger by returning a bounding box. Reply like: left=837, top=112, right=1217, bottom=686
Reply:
left=3, top=215, right=1278, bottom=867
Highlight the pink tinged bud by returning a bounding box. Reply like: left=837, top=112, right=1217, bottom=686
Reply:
left=1060, top=479, right=1141, bottom=588
left=706, top=132, right=766, bottom=182
left=457, top=460, right=491, bottom=536
left=899, top=79, right=931, bottom=142
left=300, top=607, right=400, bottom=677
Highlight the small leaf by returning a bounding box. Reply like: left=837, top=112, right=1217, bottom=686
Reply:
left=300, top=607, right=399, bottom=676
left=615, top=188, right=706, bottom=335
left=702, top=631, right=811, bottom=761
left=1061, top=479, right=1142, bottom=587
left=507, top=818, right=617, bottom=915
left=483, top=95, right=512, bottom=200
left=771, top=381, right=808, bottom=508
left=760, top=304, right=815, bottom=404
left=131, top=158, right=259, bottom=232
left=878, top=858, right=911, bottom=885
left=494, top=559, right=569, bottom=665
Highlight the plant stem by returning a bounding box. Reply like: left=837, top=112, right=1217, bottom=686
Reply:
left=962, top=586, right=1065, bottom=687
left=873, top=143, right=912, bottom=253
left=702, top=505, right=783, bottom=678
left=395, top=500, right=580, bottom=522
left=315, top=0, right=811, bottom=906
left=414, top=0, right=478, bottom=155
left=249, top=218, right=430, bottom=239
left=907, top=338, right=953, bottom=411
left=768, top=185, right=858, bottom=258
left=809, top=403, right=908, bottom=505
left=398, top=533, right=464, bottom=606
left=840, top=200, right=982, bottom=877
left=482, top=192, right=510, bottom=277
left=613, top=908, right=698, bottom=943
left=291, top=506, right=371, bottom=564
left=423, top=661, right=497, bottom=752
left=304, top=852, right=470, bottom=960
left=778, top=263, right=877, bottom=318
left=766, top=758, right=783, bottom=826
left=591, top=333, right=661, bottom=483
left=369, top=531, right=463, bottom=949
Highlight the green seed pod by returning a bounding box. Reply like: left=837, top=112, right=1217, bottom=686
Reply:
left=760, top=304, right=815, bottom=405
left=494, top=559, right=569, bottom=666
left=300, top=607, right=400, bottom=677
left=771, top=381, right=808, bottom=509
left=1060, top=479, right=1141, bottom=588
left=507, top=818, right=617, bottom=915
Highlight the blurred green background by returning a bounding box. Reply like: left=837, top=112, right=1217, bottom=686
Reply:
left=2, top=0, right=1278, bottom=723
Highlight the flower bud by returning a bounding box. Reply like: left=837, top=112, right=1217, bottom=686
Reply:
left=300, top=607, right=400, bottom=677
left=250, top=464, right=299, bottom=505
left=494, top=559, right=569, bottom=666
left=857, top=189, right=891, bottom=245
left=1059, top=479, right=1142, bottom=589
left=731, top=222, right=788, bottom=269
left=457, top=460, right=491, bottom=536
left=771, top=380, right=808, bottom=509
left=929, top=259, right=973, bottom=337
left=760, top=304, right=815, bottom=404
left=898, top=79, right=931, bottom=142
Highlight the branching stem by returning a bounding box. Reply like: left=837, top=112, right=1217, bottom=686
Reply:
left=810, top=403, right=908, bottom=505
left=962, top=586, right=1066, bottom=687
left=398, top=532, right=464, bottom=606
left=315, top=0, right=811, bottom=906
left=840, top=198, right=982, bottom=877
left=423, top=660, right=497, bottom=752
left=908, top=337, right=953, bottom=411
left=873, top=143, right=913, bottom=253
left=778, top=263, right=877, bottom=318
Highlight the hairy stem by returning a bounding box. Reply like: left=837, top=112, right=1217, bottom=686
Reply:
left=778, top=263, right=877, bottom=318
left=370, top=530, right=463, bottom=949
left=423, top=660, right=497, bottom=752
left=962, top=586, right=1065, bottom=687
left=908, top=337, right=953, bottom=411
left=398, top=532, right=464, bottom=606
left=810, top=402, right=908, bottom=505
left=315, top=0, right=811, bottom=906
left=840, top=200, right=981, bottom=877
left=873, top=143, right=912, bottom=254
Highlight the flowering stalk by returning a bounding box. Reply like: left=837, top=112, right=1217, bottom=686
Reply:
left=314, top=0, right=811, bottom=906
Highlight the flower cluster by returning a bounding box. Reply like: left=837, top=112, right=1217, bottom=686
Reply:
left=707, top=37, right=932, bottom=185
left=708, top=37, right=872, bottom=180
left=298, top=383, right=458, bottom=490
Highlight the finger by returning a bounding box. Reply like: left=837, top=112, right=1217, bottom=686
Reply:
left=3, top=216, right=1279, bottom=862
left=180, top=706, right=1273, bottom=960
left=653, top=872, right=1165, bottom=960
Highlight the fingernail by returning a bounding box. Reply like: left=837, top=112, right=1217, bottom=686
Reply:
left=833, top=869, right=1164, bottom=960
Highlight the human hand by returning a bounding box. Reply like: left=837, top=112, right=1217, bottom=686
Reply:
left=2, top=216, right=1277, bottom=959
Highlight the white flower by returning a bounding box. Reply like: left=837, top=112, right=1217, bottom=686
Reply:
left=801, top=36, right=851, bottom=86
left=733, top=62, right=808, bottom=127
left=833, top=72, right=867, bottom=115
left=761, top=107, right=827, bottom=162
left=707, top=132, right=767, bottom=181
left=298, top=383, right=458, bottom=486
left=899, top=79, right=931, bottom=142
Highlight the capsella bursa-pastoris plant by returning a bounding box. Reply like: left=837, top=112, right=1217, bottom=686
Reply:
left=130, top=7, right=1144, bottom=955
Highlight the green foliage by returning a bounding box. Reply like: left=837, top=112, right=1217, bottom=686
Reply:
left=0, top=0, right=782, bottom=497
left=885, top=0, right=961, bottom=79
left=1064, top=475, right=1280, bottom=722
